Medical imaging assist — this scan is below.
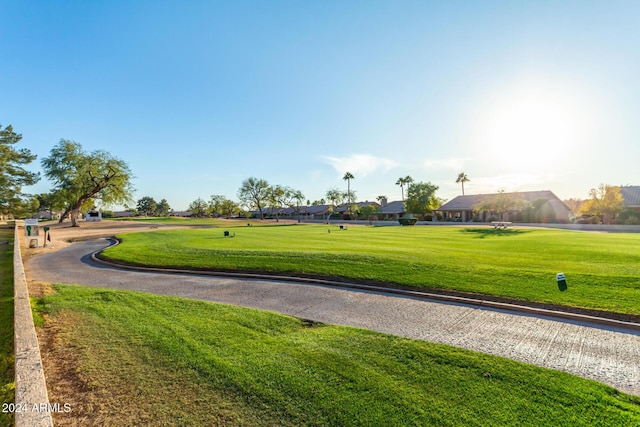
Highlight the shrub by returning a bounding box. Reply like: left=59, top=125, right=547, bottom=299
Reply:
left=398, top=218, right=417, bottom=226
left=624, top=216, right=640, bottom=225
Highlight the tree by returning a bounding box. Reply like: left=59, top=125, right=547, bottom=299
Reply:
left=325, top=188, right=344, bottom=207
left=473, top=190, right=529, bottom=221
left=359, top=204, right=378, bottom=224
left=0, top=124, right=40, bottom=218
left=220, top=198, right=240, bottom=218
left=405, top=181, right=440, bottom=218
left=156, top=199, right=171, bottom=216
left=267, top=185, right=289, bottom=222
left=209, top=195, right=227, bottom=217
left=292, top=189, right=305, bottom=222
left=455, top=173, right=470, bottom=196
left=580, top=184, right=624, bottom=224
left=188, top=197, right=208, bottom=217
left=35, top=193, right=53, bottom=218
left=41, top=139, right=134, bottom=226
left=342, top=190, right=357, bottom=206
left=136, top=196, right=157, bottom=216
left=395, top=176, right=413, bottom=201
left=564, top=198, right=583, bottom=215
left=343, top=172, right=355, bottom=205
left=209, top=195, right=240, bottom=218
left=376, top=195, right=387, bottom=204
left=238, top=177, right=270, bottom=220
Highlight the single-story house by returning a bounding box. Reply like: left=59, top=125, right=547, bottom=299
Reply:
left=437, top=190, right=572, bottom=223
left=621, top=186, right=640, bottom=210
left=378, top=200, right=405, bottom=220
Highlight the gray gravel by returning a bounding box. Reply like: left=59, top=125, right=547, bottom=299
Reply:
left=25, top=238, right=640, bottom=396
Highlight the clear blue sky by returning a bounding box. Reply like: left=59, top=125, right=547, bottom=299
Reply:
left=3, top=1, right=639, bottom=210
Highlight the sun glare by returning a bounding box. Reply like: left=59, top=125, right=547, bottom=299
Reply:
left=475, top=86, right=587, bottom=171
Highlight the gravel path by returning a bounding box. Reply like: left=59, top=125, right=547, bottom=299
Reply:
left=24, top=238, right=640, bottom=396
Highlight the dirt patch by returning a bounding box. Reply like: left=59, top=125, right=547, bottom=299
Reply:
left=21, top=219, right=191, bottom=257
left=36, top=309, right=94, bottom=426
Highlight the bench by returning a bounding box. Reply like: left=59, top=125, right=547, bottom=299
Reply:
left=491, top=221, right=512, bottom=229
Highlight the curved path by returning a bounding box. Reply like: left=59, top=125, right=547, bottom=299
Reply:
left=25, top=238, right=640, bottom=396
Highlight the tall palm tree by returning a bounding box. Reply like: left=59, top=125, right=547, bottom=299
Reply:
left=343, top=172, right=355, bottom=205
left=395, top=175, right=413, bottom=201
left=456, top=172, right=470, bottom=196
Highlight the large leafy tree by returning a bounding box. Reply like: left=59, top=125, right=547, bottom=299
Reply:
left=209, top=195, right=239, bottom=218
left=580, top=184, right=624, bottom=224
left=136, top=196, right=157, bottom=216
left=0, top=124, right=40, bottom=218
left=405, top=181, right=440, bottom=218
left=238, top=177, right=270, bottom=220
left=156, top=199, right=171, bottom=216
left=41, top=139, right=134, bottom=226
left=188, top=197, right=208, bottom=217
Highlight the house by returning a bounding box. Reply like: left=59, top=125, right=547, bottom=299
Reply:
left=437, top=190, right=572, bottom=223
left=303, top=204, right=333, bottom=220
left=620, top=186, right=640, bottom=210
left=378, top=200, right=405, bottom=220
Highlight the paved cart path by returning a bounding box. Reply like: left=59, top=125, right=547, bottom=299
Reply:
left=25, top=238, right=640, bottom=396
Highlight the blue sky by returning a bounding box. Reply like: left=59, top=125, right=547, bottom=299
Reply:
left=2, top=1, right=640, bottom=210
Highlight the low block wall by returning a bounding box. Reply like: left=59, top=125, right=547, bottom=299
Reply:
left=13, top=224, right=53, bottom=426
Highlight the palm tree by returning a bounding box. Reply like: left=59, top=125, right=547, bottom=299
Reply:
left=343, top=172, right=355, bottom=205
left=395, top=175, right=413, bottom=201
left=456, top=173, right=470, bottom=196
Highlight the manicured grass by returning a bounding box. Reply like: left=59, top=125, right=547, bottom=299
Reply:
left=40, top=285, right=640, bottom=426
left=110, top=217, right=267, bottom=226
left=101, top=224, right=640, bottom=315
left=0, top=226, right=15, bottom=427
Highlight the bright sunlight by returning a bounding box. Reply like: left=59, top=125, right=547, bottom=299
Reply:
left=475, top=84, right=590, bottom=171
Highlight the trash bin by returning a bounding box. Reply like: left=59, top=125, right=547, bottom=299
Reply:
left=224, top=231, right=229, bottom=237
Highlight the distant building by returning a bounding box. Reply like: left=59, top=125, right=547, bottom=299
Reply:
left=621, top=186, right=640, bottom=210
left=85, top=209, right=102, bottom=222
left=114, top=211, right=137, bottom=218
left=378, top=201, right=406, bottom=220
left=437, top=190, right=571, bottom=223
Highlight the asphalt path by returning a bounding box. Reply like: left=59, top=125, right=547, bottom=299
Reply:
left=24, top=238, right=640, bottom=396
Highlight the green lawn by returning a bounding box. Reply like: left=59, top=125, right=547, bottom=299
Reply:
left=101, top=224, right=640, bottom=315
left=0, top=226, right=15, bottom=427
left=40, top=285, right=640, bottom=426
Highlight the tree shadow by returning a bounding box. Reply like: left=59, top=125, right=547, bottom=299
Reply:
left=461, top=228, right=531, bottom=239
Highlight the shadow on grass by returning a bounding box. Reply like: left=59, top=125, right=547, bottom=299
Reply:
left=461, top=228, right=531, bottom=238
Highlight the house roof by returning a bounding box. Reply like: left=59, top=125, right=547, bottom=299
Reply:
left=438, top=190, right=570, bottom=212
left=379, top=201, right=405, bottom=214
left=621, top=186, right=640, bottom=207
left=305, top=204, right=332, bottom=215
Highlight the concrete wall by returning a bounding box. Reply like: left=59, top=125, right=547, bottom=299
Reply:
left=13, top=224, right=53, bottom=426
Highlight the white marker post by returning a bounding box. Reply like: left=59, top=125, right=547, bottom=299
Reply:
left=24, top=219, right=39, bottom=248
